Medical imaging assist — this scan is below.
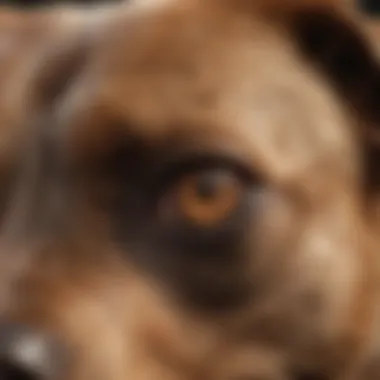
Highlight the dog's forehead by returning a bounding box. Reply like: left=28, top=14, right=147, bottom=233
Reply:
left=62, top=1, right=356, bottom=185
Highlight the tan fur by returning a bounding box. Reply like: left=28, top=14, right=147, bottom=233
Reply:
left=0, top=1, right=379, bottom=380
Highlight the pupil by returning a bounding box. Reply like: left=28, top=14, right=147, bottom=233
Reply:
left=196, top=172, right=228, bottom=200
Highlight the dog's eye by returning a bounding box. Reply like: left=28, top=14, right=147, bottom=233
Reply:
left=159, top=169, right=244, bottom=227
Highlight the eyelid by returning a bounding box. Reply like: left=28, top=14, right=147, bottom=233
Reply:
left=152, top=153, right=258, bottom=192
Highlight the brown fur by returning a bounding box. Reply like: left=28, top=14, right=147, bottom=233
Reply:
left=0, top=1, right=380, bottom=380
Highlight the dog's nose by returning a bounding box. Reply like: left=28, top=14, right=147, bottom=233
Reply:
left=0, top=324, right=67, bottom=380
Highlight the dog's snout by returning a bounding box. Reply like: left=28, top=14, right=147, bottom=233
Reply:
left=0, top=324, right=67, bottom=380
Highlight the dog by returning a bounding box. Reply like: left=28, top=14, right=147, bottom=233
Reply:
left=0, top=1, right=379, bottom=379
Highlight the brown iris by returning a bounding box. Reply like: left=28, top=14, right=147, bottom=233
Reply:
left=161, top=170, right=243, bottom=226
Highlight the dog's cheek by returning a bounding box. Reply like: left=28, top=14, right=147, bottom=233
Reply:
left=291, top=198, right=364, bottom=344
left=246, top=188, right=304, bottom=285
left=247, top=187, right=362, bottom=334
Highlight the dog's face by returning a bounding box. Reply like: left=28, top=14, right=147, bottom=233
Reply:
left=0, top=1, right=379, bottom=380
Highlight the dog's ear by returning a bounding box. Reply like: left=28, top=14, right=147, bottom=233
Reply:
left=269, top=2, right=380, bottom=196
left=21, top=4, right=117, bottom=118
left=12, top=17, right=100, bottom=175
left=28, top=32, right=92, bottom=116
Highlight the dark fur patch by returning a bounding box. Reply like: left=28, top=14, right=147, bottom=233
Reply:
left=289, top=7, right=380, bottom=195
left=358, top=0, right=380, bottom=16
